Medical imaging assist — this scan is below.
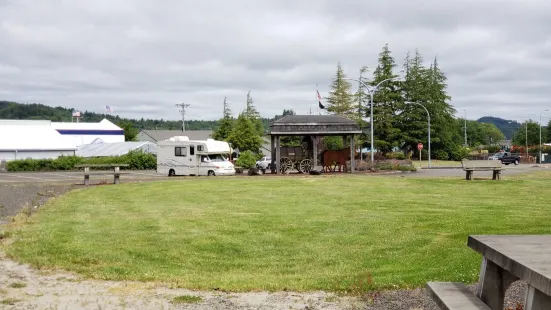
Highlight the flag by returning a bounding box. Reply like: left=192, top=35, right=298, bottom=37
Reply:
left=317, top=90, right=325, bottom=109
left=105, top=105, right=113, bottom=113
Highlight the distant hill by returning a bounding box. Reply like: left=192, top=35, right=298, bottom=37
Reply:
left=477, top=116, right=521, bottom=139
left=0, top=101, right=270, bottom=131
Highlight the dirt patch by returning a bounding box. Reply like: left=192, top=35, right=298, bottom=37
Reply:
left=0, top=184, right=74, bottom=219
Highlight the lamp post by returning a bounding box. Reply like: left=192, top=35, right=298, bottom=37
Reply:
left=463, top=109, right=467, bottom=147
left=524, top=121, right=528, bottom=160
left=343, top=77, right=400, bottom=162
left=540, top=110, right=549, bottom=163
left=406, top=101, right=431, bottom=168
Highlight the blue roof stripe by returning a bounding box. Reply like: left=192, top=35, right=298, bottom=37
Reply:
left=56, top=129, right=124, bottom=135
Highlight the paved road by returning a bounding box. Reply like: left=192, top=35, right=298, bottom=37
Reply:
left=0, top=164, right=546, bottom=184
left=0, top=170, right=166, bottom=184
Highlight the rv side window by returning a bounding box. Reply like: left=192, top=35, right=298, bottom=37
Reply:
left=175, top=147, right=187, bottom=156
left=197, top=145, right=204, bottom=151
left=190, top=146, right=195, bottom=155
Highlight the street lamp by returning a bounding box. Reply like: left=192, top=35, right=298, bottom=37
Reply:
left=540, top=110, right=549, bottom=163
left=463, top=109, right=467, bottom=147
left=406, top=101, right=431, bottom=168
left=343, top=77, right=400, bottom=162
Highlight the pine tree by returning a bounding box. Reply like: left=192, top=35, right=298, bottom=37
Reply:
left=326, top=62, right=355, bottom=118
left=244, top=91, right=264, bottom=135
left=228, top=112, right=263, bottom=153
left=425, top=56, right=458, bottom=157
left=398, top=49, right=431, bottom=155
left=212, top=96, right=234, bottom=141
left=366, top=44, right=402, bottom=154
left=354, top=66, right=369, bottom=125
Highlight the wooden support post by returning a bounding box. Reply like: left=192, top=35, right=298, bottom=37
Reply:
left=270, top=135, right=276, bottom=173
left=350, top=135, right=355, bottom=173
left=312, top=136, right=318, bottom=169
left=275, top=136, right=281, bottom=174
left=84, top=167, right=90, bottom=186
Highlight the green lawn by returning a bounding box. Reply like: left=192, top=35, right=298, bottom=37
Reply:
left=4, top=173, right=551, bottom=293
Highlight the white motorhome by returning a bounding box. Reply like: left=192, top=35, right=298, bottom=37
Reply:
left=157, top=136, right=235, bottom=176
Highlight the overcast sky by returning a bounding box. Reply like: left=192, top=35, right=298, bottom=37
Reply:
left=1, top=0, right=551, bottom=122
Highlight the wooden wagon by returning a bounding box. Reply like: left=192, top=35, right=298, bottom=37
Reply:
left=278, top=145, right=314, bottom=173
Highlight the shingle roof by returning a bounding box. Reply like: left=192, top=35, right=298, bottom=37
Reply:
left=270, top=115, right=361, bottom=135
left=272, top=115, right=357, bottom=125
left=139, top=130, right=213, bottom=142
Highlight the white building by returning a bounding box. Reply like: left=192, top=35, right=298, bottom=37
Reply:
left=51, top=119, right=125, bottom=146
left=0, top=124, right=76, bottom=161
left=0, top=118, right=124, bottom=162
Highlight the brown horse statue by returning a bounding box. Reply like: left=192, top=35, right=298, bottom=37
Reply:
left=322, top=149, right=358, bottom=172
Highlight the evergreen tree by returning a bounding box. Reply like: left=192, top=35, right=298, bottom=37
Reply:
left=244, top=91, right=264, bottom=135
left=366, top=44, right=402, bottom=154
left=354, top=66, right=369, bottom=125
left=228, top=113, right=263, bottom=153
left=212, top=96, right=234, bottom=141
left=425, top=56, right=458, bottom=157
left=326, top=62, right=355, bottom=118
left=117, top=120, right=139, bottom=141
left=398, top=49, right=430, bottom=155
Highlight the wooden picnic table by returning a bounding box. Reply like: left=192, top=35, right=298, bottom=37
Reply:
left=468, top=235, right=551, bottom=310
left=74, top=164, right=129, bottom=185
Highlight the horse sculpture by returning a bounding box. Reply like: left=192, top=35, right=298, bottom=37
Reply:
left=322, top=149, right=358, bottom=172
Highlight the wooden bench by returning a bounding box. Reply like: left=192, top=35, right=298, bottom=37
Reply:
left=427, top=282, right=491, bottom=310
left=74, top=164, right=129, bottom=185
left=461, top=160, right=503, bottom=180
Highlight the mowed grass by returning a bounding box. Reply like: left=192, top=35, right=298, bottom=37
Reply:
left=4, top=173, right=551, bottom=292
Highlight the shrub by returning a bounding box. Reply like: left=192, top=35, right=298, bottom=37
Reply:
left=449, top=146, right=470, bottom=161
left=235, top=150, right=257, bottom=169
left=348, top=159, right=416, bottom=172
left=6, top=152, right=157, bottom=172
left=323, top=136, right=344, bottom=151
left=434, top=150, right=449, bottom=160
left=386, top=152, right=406, bottom=160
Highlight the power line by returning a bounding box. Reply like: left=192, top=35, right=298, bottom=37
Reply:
left=175, top=103, right=191, bottom=132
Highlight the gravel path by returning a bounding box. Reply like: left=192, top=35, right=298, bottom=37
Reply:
left=0, top=183, right=528, bottom=309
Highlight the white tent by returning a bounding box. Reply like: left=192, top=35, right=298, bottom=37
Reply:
left=76, top=141, right=156, bottom=157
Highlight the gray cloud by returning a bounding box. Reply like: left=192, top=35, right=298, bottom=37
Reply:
left=1, top=0, right=551, bottom=122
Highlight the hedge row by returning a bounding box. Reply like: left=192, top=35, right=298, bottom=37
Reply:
left=6, top=151, right=156, bottom=172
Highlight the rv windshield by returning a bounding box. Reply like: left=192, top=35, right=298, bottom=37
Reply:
left=208, top=154, right=228, bottom=162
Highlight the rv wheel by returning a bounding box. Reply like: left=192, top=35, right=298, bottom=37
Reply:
left=208, top=170, right=215, bottom=176
left=169, top=169, right=175, bottom=177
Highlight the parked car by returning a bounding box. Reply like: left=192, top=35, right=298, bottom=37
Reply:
left=256, top=157, right=272, bottom=170
left=489, top=152, right=520, bottom=165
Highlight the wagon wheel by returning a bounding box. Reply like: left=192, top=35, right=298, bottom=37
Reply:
left=279, top=157, right=293, bottom=173
left=299, top=159, right=313, bottom=173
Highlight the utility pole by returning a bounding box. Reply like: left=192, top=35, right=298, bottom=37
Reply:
left=175, top=103, right=190, bottom=132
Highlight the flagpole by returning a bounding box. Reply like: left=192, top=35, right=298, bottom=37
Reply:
left=316, top=83, right=320, bottom=115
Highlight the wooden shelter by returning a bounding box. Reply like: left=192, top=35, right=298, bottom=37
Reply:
left=269, top=115, right=362, bottom=174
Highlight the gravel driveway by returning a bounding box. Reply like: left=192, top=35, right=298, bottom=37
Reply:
left=0, top=182, right=528, bottom=309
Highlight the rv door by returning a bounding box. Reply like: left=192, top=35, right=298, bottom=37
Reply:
left=189, top=145, right=199, bottom=175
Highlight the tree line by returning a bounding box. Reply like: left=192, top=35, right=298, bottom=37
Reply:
left=318, top=44, right=513, bottom=160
